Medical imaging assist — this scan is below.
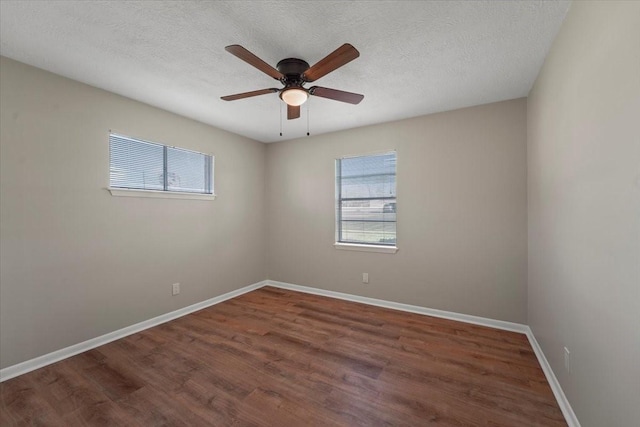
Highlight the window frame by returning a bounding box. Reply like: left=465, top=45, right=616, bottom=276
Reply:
left=334, top=150, right=398, bottom=254
left=107, top=132, right=216, bottom=201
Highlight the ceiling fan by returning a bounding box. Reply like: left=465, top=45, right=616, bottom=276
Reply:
left=221, top=44, right=364, bottom=120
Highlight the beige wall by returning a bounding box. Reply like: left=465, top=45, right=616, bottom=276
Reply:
left=266, top=99, right=528, bottom=323
left=527, top=2, right=640, bottom=426
left=0, top=57, right=267, bottom=369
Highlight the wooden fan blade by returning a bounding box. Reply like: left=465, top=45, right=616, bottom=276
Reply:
left=221, top=88, right=279, bottom=101
left=309, top=86, right=364, bottom=104
left=287, top=104, right=300, bottom=120
left=303, top=44, right=360, bottom=82
left=225, top=45, right=284, bottom=80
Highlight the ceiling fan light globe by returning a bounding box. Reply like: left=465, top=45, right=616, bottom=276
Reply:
left=281, top=88, right=308, bottom=106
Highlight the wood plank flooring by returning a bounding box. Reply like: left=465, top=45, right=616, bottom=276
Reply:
left=0, top=287, right=567, bottom=426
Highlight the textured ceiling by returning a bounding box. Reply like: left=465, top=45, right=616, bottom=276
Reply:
left=0, top=1, right=570, bottom=143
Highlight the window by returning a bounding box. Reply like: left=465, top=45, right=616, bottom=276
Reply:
left=336, top=151, right=397, bottom=250
left=109, top=133, right=213, bottom=197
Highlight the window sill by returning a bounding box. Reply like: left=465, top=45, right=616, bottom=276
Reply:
left=334, top=243, right=398, bottom=254
left=107, top=188, right=216, bottom=201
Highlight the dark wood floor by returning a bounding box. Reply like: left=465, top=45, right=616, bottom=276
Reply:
left=1, top=286, right=566, bottom=426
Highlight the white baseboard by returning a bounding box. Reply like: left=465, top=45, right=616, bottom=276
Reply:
left=266, top=280, right=580, bottom=427
left=0, top=280, right=267, bottom=382
left=266, top=280, right=529, bottom=333
left=525, top=328, right=581, bottom=427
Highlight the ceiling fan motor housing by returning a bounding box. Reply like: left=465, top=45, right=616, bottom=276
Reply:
left=276, top=58, right=310, bottom=85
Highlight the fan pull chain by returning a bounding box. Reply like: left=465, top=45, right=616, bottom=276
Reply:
left=307, top=100, right=310, bottom=136
left=279, top=101, right=283, bottom=137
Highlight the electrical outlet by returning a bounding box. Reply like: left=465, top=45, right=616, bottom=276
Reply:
left=172, top=283, right=180, bottom=296
left=564, top=347, right=570, bottom=373
left=362, top=273, right=369, bottom=284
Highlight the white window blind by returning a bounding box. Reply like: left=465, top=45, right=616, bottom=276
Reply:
left=336, top=152, right=396, bottom=246
left=109, top=133, right=213, bottom=194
